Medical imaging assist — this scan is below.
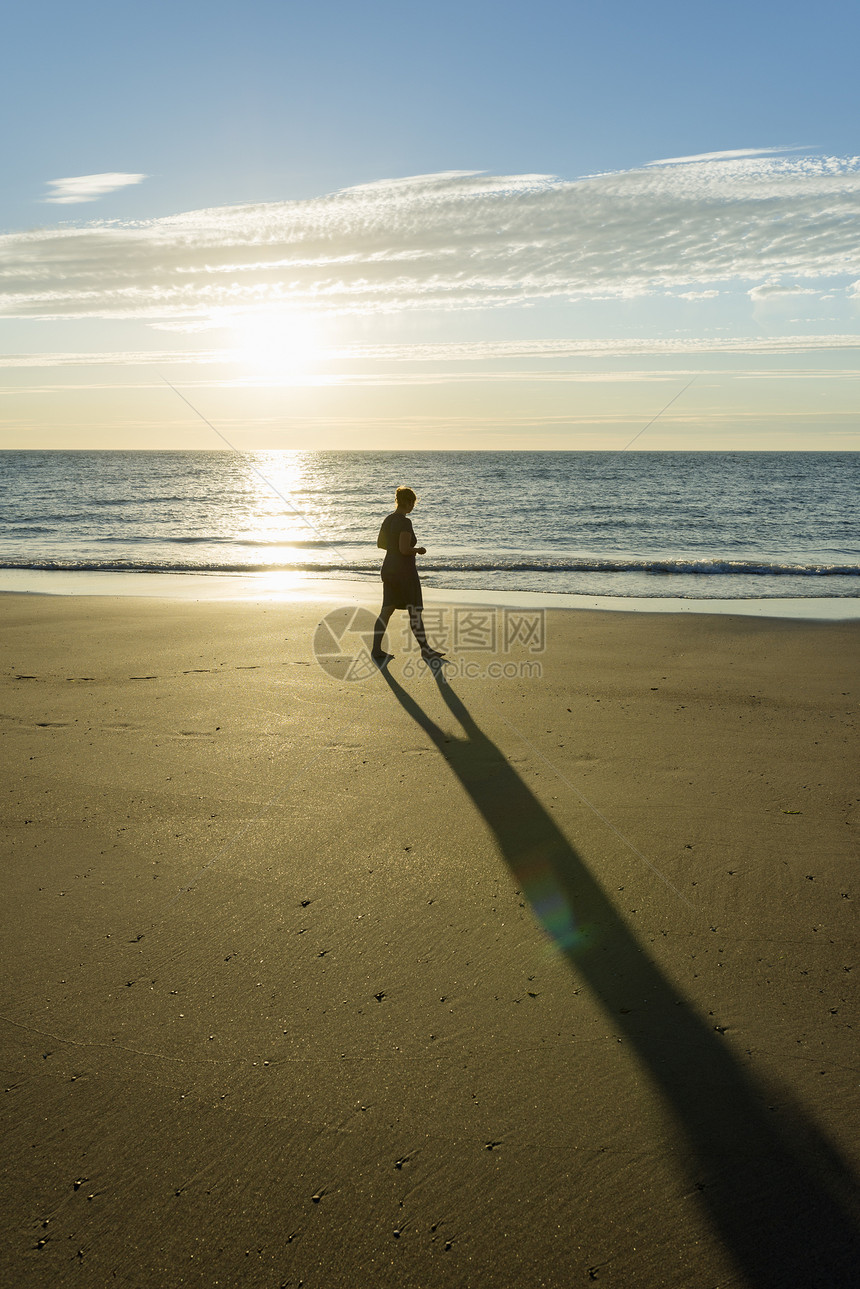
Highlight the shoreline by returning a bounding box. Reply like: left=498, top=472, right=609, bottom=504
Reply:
left=1, top=567, right=858, bottom=619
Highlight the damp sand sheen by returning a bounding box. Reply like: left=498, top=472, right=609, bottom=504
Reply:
left=1, top=592, right=858, bottom=1287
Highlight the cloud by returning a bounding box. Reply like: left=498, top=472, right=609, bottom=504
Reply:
left=0, top=350, right=220, bottom=368
left=748, top=283, right=821, bottom=300
left=3, top=334, right=859, bottom=370
left=645, top=147, right=795, bottom=166
left=1, top=155, right=857, bottom=320
left=328, top=335, right=860, bottom=362
left=43, top=172, right=148, bottom=204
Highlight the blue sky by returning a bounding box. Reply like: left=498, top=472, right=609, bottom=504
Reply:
left=1, top=0, right=858, bottom=449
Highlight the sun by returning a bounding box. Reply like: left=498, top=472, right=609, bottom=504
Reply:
left=230, top=310, right=323, bottom=382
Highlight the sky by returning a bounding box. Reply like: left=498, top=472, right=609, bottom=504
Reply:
left=1, top=0, right=858, bottom=450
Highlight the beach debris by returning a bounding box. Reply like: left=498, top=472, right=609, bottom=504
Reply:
left=374, top=992, right=386, bottom=1002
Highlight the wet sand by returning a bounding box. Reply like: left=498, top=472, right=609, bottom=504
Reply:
left=1, top=593, right=858, bottom=1288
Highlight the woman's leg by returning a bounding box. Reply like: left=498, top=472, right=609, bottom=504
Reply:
left=408, top=607, right=445, bottom=658
left=372, top=603, right=396, bottom=659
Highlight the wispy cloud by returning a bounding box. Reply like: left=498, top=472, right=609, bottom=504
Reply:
left=43, top=172, right=148, bottom=204
left=2, top=155, right=857, bottom=319
left=0, top=350, right=221, bottom=368
left=748, top=283, right=822, bottom=299
left=331, top=335, right=860, bottom=361
left=2, top=334, right=859, bottom=368
left=645, top=147, right=797, bottom=166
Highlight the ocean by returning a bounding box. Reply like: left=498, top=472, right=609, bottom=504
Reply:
left=1, top=450, right=857, bottom=601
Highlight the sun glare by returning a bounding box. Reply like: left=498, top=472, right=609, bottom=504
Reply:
left=230, top=311, right=322, bottom=383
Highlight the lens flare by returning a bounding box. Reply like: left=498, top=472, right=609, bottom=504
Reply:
left=516, top=847, right=590, bottom=954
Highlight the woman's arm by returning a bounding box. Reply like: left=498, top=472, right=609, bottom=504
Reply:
left=398, top=529, right=415, bottom=555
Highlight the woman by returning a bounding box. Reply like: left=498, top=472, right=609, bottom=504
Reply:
left=371, top=486, right=445, bottom=668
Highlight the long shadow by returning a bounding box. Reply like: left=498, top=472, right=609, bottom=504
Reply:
left=381, top=670, right=860, bottom=1288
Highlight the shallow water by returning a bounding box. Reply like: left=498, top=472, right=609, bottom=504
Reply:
left=1, top=450, right=857, bottom=600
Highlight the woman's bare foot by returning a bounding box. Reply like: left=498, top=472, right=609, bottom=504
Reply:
left=420, top=647, right=447, bottom=663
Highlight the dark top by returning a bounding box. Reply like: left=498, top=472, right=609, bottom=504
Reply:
left=378, top=511, right=422, bottom=609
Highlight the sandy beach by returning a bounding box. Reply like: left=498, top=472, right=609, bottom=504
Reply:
left=1, top=591, right=858, bottom=1288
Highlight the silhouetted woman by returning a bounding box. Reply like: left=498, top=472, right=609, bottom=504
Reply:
left=371, top=486, right=445, bottom=669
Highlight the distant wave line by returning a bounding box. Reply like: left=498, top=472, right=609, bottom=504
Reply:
left=3, top=556, right=859, bottom=577
left=107, top=535, right=351, bottom=548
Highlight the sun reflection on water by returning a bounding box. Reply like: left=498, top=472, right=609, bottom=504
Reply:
left=232, top=450, right=321, bottom=549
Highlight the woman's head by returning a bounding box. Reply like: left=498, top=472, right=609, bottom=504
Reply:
left=395, top=486, right=417, bottom=512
